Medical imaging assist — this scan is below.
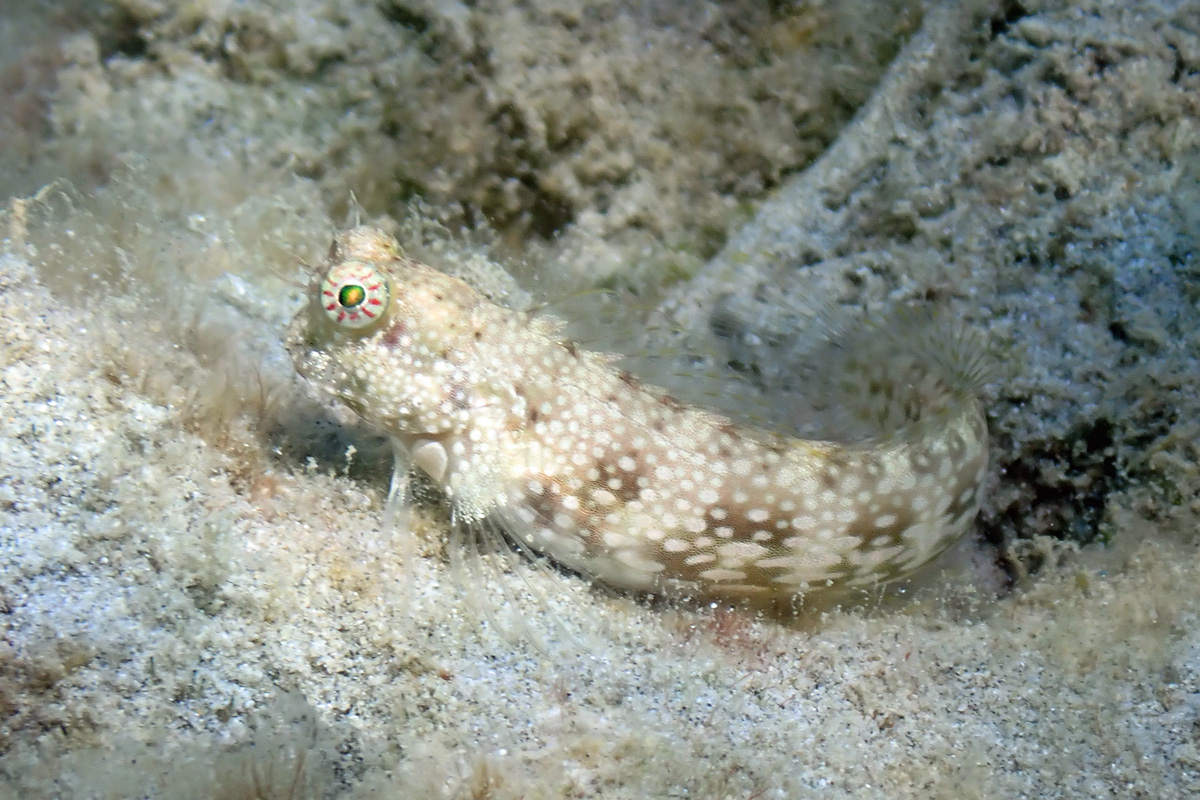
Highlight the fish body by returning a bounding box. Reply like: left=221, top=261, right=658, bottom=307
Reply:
left=287, top=227, right=989, bottom=601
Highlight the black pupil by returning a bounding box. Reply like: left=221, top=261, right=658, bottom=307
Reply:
left=339, top=284, right=366, bottom=308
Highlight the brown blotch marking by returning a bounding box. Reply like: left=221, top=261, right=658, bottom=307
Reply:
left=761, top=432, right=790, bottom=457
left=562, top=340, right=579, bottom=358
left=659, top=393, right=685, bottom=412
left=714, top=422, right=744, bottom=458
left=818, top=451, right=854, bottom=489
left=445, top=379, right=471, bottom=410
left=381, top=320, right=408, bottom=348
left=618, top=370, right=639, bottom=388
left=718, top=422, right=740, bottom=438
left=594, top=460, right=642, bottom=504
left=819, top=468, right=838, bottom=491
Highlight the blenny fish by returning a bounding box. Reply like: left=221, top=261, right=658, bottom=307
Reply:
left=286, top=227, right=989, bottom=602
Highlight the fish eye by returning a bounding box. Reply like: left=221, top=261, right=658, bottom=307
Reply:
left=320, top=261, right=390, bottom=330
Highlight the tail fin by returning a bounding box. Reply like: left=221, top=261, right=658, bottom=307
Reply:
left=792, top=302, right=993, bottom=443
left=704, top=285, right=993, bottom=445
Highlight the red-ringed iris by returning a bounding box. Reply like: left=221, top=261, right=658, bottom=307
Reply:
left=320, top=261, right=391, bottom=330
